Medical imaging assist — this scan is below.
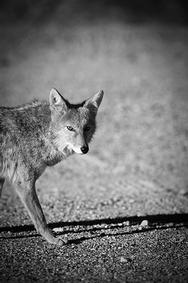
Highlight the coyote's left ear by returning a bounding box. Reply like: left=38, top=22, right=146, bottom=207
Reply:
left=84, top=90, right=104, bottom=112
left=49, top=88, right=68, bottom=113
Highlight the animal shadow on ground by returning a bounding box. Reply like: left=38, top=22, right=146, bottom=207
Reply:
left=0, top=214, right=188, bottom=244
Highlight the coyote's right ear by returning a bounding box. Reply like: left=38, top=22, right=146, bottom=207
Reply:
left=49, top=88, right=68, bottom=113
left=84, top=90, right=104, bottom=113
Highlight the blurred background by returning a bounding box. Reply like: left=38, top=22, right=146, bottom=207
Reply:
left=0, top=0, right=188, bottom=198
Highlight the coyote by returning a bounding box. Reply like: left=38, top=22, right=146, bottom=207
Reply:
left=0, top=88, right=104, bottom=245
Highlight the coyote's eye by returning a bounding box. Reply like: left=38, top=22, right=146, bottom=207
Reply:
left=84, top=126, right=90, bottom=132
left=67, top=126, right=74, bottom=131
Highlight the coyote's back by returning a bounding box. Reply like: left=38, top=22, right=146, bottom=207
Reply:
left=0, top=100, right=52, bottom=182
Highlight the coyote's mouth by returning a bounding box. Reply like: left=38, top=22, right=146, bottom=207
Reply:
left=62, top=145, right=74, bottom=155
left=67, top=144, right=88, bottom=155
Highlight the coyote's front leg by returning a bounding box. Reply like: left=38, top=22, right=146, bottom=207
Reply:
left=15, top=178, right=64, bottom=245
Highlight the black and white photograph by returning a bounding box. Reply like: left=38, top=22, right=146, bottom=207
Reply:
left=0, top=1, right=188, bottom=282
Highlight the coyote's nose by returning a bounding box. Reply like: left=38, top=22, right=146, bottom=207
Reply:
left=81, top=145, right=89, bottom=154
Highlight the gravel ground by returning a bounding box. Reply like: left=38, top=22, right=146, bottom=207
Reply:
left=0, top=2, right=188, bottom=282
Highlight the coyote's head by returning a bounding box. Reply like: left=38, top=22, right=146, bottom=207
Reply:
left=49, top=88, right=104, bottom=155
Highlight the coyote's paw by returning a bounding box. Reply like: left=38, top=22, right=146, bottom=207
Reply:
left=45, top=235, right=68, bottom=246
left=42, top=228, right=68, bottom=246
left=53, top=237, right=67, bottom=246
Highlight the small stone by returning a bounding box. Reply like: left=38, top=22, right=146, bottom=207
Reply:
left=179, top=189, right=188, bottom=197
left=120, top=256, right=128, bottom=263
left=140, top=220, right=149, bottom=227
left=120, top=256, right=133, bottom=263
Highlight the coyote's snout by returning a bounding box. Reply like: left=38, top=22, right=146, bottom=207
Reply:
left=0, top=88, right=104, bottom=245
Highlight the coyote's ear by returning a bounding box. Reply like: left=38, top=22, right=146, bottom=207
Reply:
left=84, top=90, right=104, bottom=112
left=49, top=88, right=68, bottom=112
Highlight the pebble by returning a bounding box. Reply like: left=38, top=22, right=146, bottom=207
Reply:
left=140, top=220, right=149, bottom=227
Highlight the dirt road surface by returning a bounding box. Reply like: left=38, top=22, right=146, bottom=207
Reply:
left=0, top=2, right=188, bottom=282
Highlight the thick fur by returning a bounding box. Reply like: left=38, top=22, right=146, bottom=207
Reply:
left=0, top=88, right=104, bottom=245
